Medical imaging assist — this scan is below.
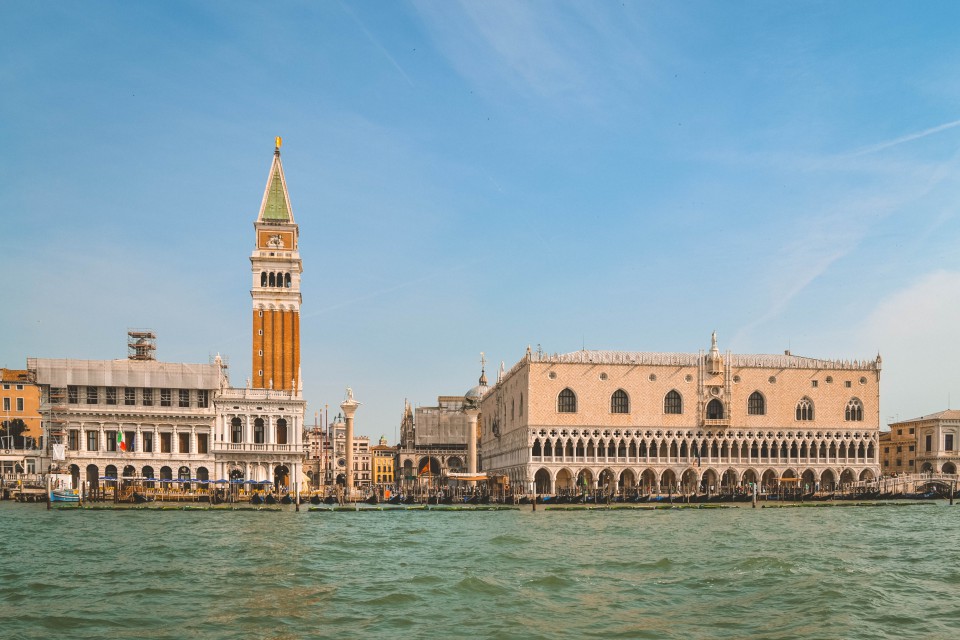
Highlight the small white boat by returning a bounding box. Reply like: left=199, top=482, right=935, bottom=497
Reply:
left=50, top=488, right=80, bottom=503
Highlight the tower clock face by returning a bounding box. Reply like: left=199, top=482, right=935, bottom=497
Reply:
left=338, top=458, right=346, bottom=467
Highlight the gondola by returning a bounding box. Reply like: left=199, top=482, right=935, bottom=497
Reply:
left=250, top=493, right=263, bottom=505
left=264, top=493, right=277, bottom=505
left=132, top=492, right=154, bottom=504
left=365, top=494, right=379, bottom=505
left=324, top=495, right=337, bottom=505
left=310, top=495, right=322, bottom=505
left=280, top=493, right=293, bottom=505
left=387, top=494, right=403, bottom=505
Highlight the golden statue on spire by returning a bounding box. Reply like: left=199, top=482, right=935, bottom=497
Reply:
left=275, top=136, right=282, bottom=149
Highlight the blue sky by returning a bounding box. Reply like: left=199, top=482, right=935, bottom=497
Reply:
left=3, top=2, right=960, bottom=437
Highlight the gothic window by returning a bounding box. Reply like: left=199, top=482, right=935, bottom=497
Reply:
left=611, top=389, right=629, bottom=414
left=519, top=393, right=524, bottom=417
left=664, top=390, right=682, bottom=415
left=558, top=388, right=577, bottom=413
left=845, top=398, right=863, bottom=422
left=706, top=399, right=724, bottom=419
left=747, top=391, right=765, bottom=415
left=796, top=397, right=814, bottom=421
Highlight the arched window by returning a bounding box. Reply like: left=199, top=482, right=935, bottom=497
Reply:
left=706, top=399, right=724, bottom=419
left=254, top=418, right=265, bottom=444
left=231, top=418, right=242, bottom=443
left=611, top=389, right=629, bottom=414
left=557, top=388, right=577, bottom=413
left=845, top=398, right=863, bottom=421
left=277, top=418, right=288, bottom=445
left=260, top=272, right=267, bottom=287
left=747, top=391, right=765, bottom=415
left=269, top=272, right=276, bottom=287
left=511, top=399, right=515, bottom=420
left=796, top=397, right=814, bottom=421
left=664, top=390, right=682, bottom=415
left=519, top=393, right=524, bottom=417
left=285, top=273, right=291, bottom=288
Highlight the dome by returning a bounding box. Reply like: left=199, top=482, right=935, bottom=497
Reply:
left=463, top=368, right=489, bottom=410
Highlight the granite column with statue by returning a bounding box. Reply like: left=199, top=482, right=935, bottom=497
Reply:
left=340, top=389, right=359, bottom=502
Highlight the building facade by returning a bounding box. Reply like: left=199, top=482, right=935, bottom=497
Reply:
left=884, top=411, right=960, bottom=475
left=318, top=416, right=370, bottom=491
left=1, top=368, right=42, bottom=442
left=33, top=358, right=221, bottom=488
left=1, top=368, right=43, bottom=478
left=371, top=436, right=397, bottom=487
left=396, top=397, right=472, bottom=490
left=480, top=335, right=882, bottom=496
left=879, top=425, right=917, bottom=476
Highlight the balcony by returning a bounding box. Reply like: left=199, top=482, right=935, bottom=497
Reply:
left=703, top=418, right=730, bottom=428
left=211, top=443, right=301, bottom=453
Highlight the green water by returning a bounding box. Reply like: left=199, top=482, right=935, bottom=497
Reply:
left=1, top=502, right=957, bottom=639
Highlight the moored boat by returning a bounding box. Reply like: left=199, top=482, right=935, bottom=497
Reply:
left=50, top=488, right=80, bottom=503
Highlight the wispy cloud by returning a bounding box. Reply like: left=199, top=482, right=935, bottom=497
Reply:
left=846, top=118, right=960, bottom=157
left=413, top=1, right=647, bottom=109
left=338, top=0, right=414, bottom=86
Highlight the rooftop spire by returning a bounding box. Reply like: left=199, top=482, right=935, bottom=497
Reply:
left=479, top=351, right=488, bottom=386
left=257, top=137, right=294, bottom=223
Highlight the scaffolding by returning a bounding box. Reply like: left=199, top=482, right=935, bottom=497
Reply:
left=127, top=329, right=157, bottom=361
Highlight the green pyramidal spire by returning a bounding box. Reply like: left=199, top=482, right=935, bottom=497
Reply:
left=257, top=138, right=294, bottom=223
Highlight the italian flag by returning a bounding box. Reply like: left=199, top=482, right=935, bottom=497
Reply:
left=117, top=430, right=126, bottom=453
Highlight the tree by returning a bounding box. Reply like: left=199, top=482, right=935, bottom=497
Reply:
left=0, top=419, right=28, bottom=449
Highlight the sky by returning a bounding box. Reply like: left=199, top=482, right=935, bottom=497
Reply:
left=3, top=2, right=960, bottom=438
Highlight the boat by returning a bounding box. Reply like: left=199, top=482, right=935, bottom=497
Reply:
left=50, top=488, right=80, bottom=503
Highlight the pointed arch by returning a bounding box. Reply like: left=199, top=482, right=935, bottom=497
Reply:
left=747, top=391, right=765, bottom=415
left=706, top=398, right=724, bottom=419
left=557, top=388, right=577, bottom=413
left=664, top=390, right=682, bottom=415
left=845, top=398, right=864, bottom=421
left=796, top=397, right=814, bottom=421
left=611, top=389, right=629, bottom=414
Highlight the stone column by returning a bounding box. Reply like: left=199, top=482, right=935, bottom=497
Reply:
left=340, top=390, right=360, bottom=502
left=464, top=407, right=479, bottom=487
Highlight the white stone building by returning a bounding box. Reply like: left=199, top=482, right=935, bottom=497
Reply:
left=480, top=335, right=882, bottom=496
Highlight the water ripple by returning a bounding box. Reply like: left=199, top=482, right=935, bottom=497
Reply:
left=2, top=502, right=959, bottom=639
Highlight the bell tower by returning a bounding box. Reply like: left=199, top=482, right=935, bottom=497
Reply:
left=250, top=137, right=302, bottom=391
